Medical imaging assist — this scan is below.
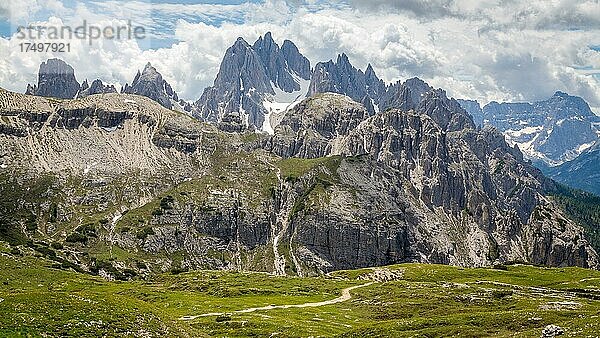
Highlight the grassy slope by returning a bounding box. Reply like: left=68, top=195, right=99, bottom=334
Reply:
left=2, top=241, right=600, bottom=338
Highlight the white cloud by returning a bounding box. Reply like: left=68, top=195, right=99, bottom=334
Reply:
left=0, top=0, right=600, bottom=112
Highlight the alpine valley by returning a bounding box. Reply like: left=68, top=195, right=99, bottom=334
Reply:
left=2, top=33, right=600, bottom=337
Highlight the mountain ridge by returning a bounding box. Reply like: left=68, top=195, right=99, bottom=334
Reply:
left=7, top=34, right=600, bottom=278
left=2, top=77, right=598, bottom=277
left=459, top=92, right=600, bottom=167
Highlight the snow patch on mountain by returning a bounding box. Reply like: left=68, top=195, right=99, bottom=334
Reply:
left=262, top=77, right=310, bottom=134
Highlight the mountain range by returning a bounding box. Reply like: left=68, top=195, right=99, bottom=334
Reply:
left=25, top=58, right=191, bottom=113
left=458, top=93, right=600, bottom=196
left=458, top=93, right=600, bottom=167
left=548, top=139, right=600, bottom=196
left=3, top=33, right=600, bottom=279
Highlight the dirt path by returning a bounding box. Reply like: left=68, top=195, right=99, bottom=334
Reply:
left=179, top=282, right=373, bottom=321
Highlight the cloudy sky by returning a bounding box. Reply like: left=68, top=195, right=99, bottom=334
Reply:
left=1, top=0, right=599, bottom=111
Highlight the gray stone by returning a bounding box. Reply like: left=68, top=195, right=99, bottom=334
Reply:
left=25, top=58, right=80, bottom=99
left=541, top=324, right=564, bottom=337
left=121, top=62, right=181, bottom=110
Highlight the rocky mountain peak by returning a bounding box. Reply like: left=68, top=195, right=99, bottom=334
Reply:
left=253, top=31, right=276, bottom=50
left=122, top=62, right=183, bottom=110
left=232, top=36, right=253, bottom=53
left=25, top=58, right=80, bottom=99
left=143, top=62, right=154, bottom=72
left=554, top=90, right=568, bottom=98
left=76, top=79, right=117, bottom=98
left=417, top=89, right=476, bottom=131
left=252, top=32, right=310, bottom=92
left=379, top=77, right=432, bottom=112
left=194, top=33, right=312, bottom=131
left=336, top=53, right=352, bottom=69
left=40, top=58, right=75, bottom=75
left=544, top=90, right=595, bottom=118
left=365, top=63, right=375, bottom=77
left=281, top=39, right=311, bottom=80
left=308, top=53, right=385, bottom=111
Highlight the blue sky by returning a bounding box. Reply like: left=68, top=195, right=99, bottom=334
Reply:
left=1, top=0, right=267, bottom=48
left=1, top=0, right=599, bottom=111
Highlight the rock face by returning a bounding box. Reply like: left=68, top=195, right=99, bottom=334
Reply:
left=460, top=92, right=600, bottom=167
left=25, top=58, right=80, bottom=99
left=308, top=54, right=385, bottom=112
left=3, top=43, right=600, bottom=279
left=265, top=89, right=598, bottom=271
left=253, top=32, right=311, bottom=92
left=547, top=139, right=600, bottom=196
left=0, top=88, right=207, bottom=174
left=195, top=37, right=272, bottom=129
left=281, top=40, right=311, bottom=80
left=268, top=93, right=371, bottom=158
left=456, top=99, right=484, bottom=127
left=380, top=77, right=432, bottom=112
left=122, top=63, right=183, bottom=110
left=76, top=79, right=117, bottom=98
left=1, top=83, right=598, bottom=278
left=195, top=33, right=311, bottom=132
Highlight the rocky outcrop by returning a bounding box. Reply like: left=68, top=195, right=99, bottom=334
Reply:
left=76, top=79, right=117, bottom=98
left=380, top=77, right=432, bottom=112
left=268, top=93, right=370, bottom=158
left=25, top=58, right=80, bottom=99
left=122, top=63, right=182, bottom=110
left=0, top=88, right=213, bottom=175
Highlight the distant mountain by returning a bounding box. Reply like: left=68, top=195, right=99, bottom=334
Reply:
left=456, top=99, right=484, bottom=127
left=76, top=79, right=117, bottom=98
left=547, top=139, right=600, bottom=196
left=122, top=63, right=190, bottom=111
left=24, top=59, right=191, bottom=112
left=458, top=92, right=600, bottom=167
left=25, top=58, right=80, bottom=99
left=308, top=54, right=385, bottom=113
left=380, top=77, right=432, bottom=112
left=195, top=33, right=311, bottom=133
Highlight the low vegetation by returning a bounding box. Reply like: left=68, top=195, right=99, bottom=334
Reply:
left=2, top=242, right=600, bottom=337
left=551, top=184, right=600, bottom=253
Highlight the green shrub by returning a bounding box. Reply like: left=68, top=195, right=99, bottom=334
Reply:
left=160, top=195, right=174, bottom=210
left=216, top=315, right=231, bottom=322
left=50, top=242, right=63, bottom=249
left=491, top=290, right=513, bottom=299
left=136, top=227, right=155, bottom=240
left=65, top=232, right=87, bottom=243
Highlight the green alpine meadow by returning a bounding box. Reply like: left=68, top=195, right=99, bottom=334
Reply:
left=2, top=1, right=600, bottom=337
